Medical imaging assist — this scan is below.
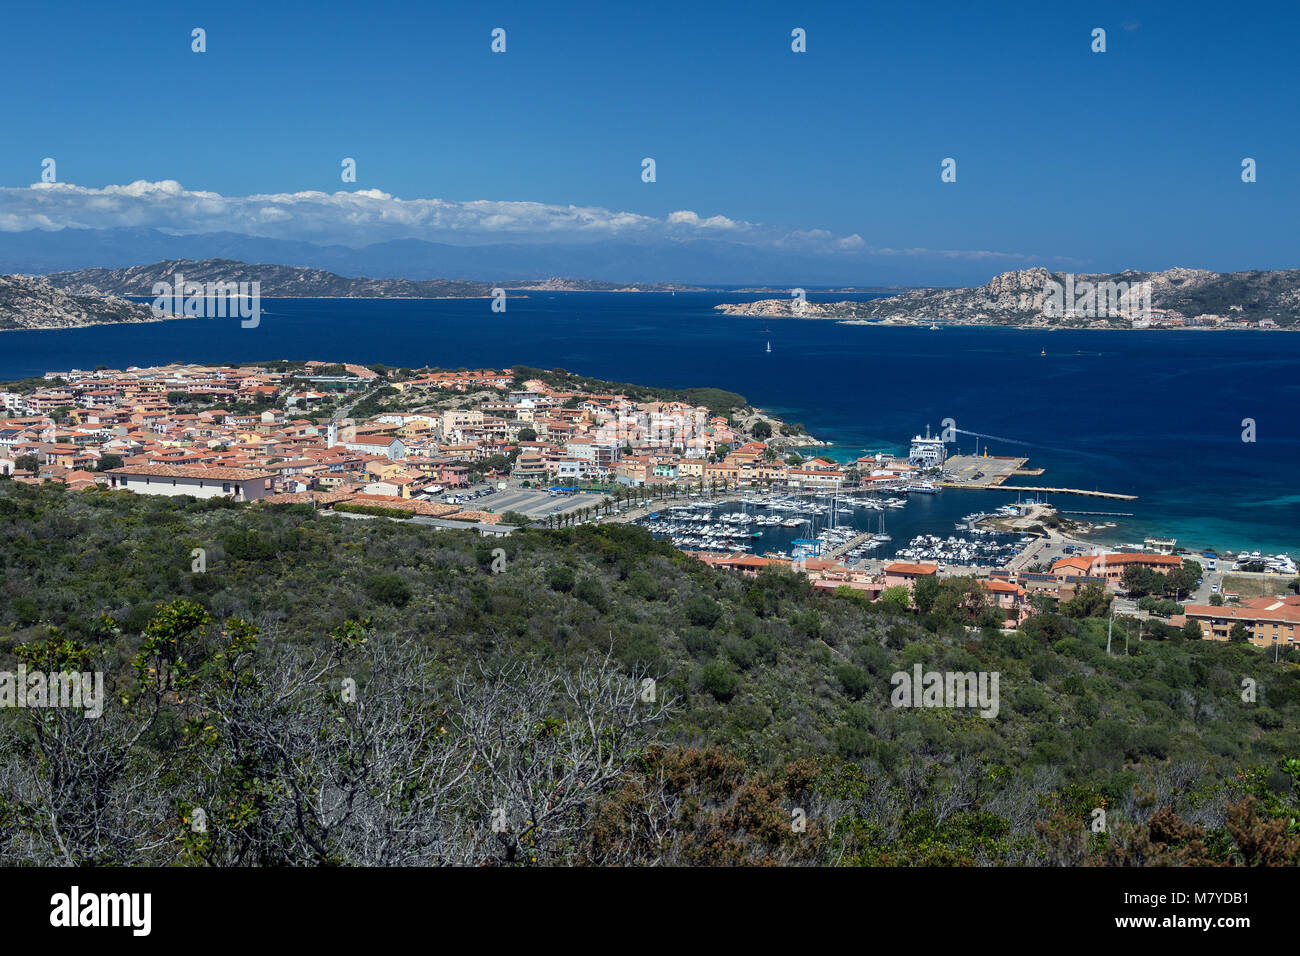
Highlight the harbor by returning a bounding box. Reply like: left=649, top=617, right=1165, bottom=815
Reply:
left=633, top=488, right=1037, bottom=568
left=621, top=422, right=1294, bottom=580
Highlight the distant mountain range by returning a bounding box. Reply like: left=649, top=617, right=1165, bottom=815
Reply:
left=0, top=258, right=709, bottom=331
left=716, top=267, right=1300, bottom=327
left=0, top=226, right=1004, bottom=287
left=44, top=259, right=706, bottom=298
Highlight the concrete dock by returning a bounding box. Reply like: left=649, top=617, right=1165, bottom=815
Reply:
left=940, top=453, right=1135, bottom=501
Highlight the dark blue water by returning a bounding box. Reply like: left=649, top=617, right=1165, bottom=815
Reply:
left=3, top=292, right=1297, bottom=554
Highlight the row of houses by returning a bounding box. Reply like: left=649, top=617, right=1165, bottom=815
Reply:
left=1180, top=596, right=1300, bottom=649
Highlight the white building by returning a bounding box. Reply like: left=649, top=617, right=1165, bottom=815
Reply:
left=339, top=435, right=407, bottom=460
left=105, top=465, right=273, bottom=501
left=552, top=458, right=604, bottom=481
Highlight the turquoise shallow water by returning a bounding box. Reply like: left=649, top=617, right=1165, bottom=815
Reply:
left=2, top=292, right=1296, bottom=555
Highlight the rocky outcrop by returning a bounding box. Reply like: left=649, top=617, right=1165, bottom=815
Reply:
left=0, top=275, right=177, bottom=331
left=714, top=267, right=1300, bottom=326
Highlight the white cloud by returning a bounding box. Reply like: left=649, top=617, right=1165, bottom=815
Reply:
left=666, top=210, right=743, bottom=230
left=0, top=180, right=1053, bottom=263
left=4, top=181, right=726, bottom=244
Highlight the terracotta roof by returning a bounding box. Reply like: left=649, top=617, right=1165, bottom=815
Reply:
left=1098, top=552, right=1181, bottom=566
left=442, top=510, right=501, bottom=524
left=982, top=579, right=1024, bottom=593
left=1052, top=556, right=1094, bottom=572
left=106, top=464, right=273, bottom=481
left=1185, top=596, right=1300, bottom=625
left=345, top=434, right=401, bottom=445
left=885, top=562, right=939, bottom=575
left=341, top=494, right=460, bottom=516
left=258, top=491, right=353, bottom=505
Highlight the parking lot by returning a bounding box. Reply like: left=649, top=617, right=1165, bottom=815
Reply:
left=943, top=454, right=1027, bottom=486
left=467, top=485, right=611, bottom=520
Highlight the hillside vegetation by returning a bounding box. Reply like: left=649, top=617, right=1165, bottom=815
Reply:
left=1, top=483, right=1297, bottom=865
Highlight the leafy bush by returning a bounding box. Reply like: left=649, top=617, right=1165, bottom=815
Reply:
left=684, top=594, right=723, bottom=628
left=363, top=573, right=411, bottom=607
left=696, top=659, right=740, bottom=701
left=575, top=577, right=610, bottom=613
left=548, top=565, right=575, bottom=593
left=833, top=664, right=871, bottom=699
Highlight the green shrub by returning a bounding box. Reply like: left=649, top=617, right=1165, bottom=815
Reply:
left=722, top=636, right=757, bottom=670
left=575, top=577, right=609, bottom=613
left=684, top=594, right=724, bottom=628
left=696, top=659, right=739, bottom=701
left=833, top=664, right=871, bottom=699
left=363, top=573, right=411, bottom=607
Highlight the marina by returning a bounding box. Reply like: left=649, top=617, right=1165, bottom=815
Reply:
left=633, top=488, right=1037, bottom=567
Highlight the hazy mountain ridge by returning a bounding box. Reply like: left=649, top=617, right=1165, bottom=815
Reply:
left=715, top=267, right=1300, bottom=326
left=46, top=259, right=498, bottom=299
left=46, top=259, right=710, bottom=298
left=0, top=227, right=988, bottom=286
left=509, top=276, right=707, bottom=292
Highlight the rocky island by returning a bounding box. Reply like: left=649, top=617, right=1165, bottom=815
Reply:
left=0, top=274, right=179, bottom=332
left=46, top=259, right=708, bottom=299
left=715, top=267, right=1300, bottom=329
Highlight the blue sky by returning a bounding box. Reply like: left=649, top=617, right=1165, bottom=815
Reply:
left=1, top=0, right=1297, bottom=280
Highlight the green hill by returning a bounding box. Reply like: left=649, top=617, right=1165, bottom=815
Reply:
left=1, top=482, right=1296, bottom=865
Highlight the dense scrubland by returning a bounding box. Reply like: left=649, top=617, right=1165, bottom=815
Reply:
left=1, top=483, right=1297, bottom=865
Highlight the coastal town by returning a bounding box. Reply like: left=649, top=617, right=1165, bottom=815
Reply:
left=1, top=359, right=1295, bottom=653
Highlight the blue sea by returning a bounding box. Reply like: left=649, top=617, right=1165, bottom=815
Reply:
left=3, top=292, right=1297, bottom=555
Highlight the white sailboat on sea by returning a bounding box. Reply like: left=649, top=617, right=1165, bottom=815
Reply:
left=766, top=340, right=771, bottom=353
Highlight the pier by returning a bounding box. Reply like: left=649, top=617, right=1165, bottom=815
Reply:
left=940, top=482, right=1136, bottom=501
left=822, top=530, right=880, bottom=561
left=996, top=486, right=1137, bottom=501
left=1059, top=510, right=1135, bottom=517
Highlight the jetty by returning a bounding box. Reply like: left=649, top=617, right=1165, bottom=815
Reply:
left=822, top=530, right=879, bottom=560
left=937, top=481, right=1136, bottom=501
